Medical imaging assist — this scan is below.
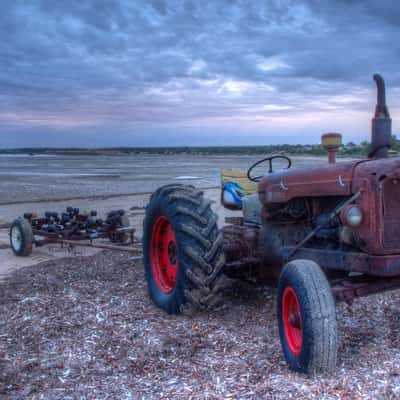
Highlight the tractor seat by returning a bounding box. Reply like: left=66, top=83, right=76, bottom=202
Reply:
left=221, top=168, right=258, bottom=210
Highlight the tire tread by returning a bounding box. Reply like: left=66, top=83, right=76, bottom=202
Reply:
left=143, top=184, right=225, bottom=314
left=277, top=259, right=337, bottom=374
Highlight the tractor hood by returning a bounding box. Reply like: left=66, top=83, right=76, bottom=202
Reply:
left=352, top=157, right=400, bottom=187
left=259, top=157, right=400, bottom=206
left=258, top=160, right=360, bottom=205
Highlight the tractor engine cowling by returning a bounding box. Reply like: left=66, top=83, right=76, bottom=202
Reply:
left=244, top=156, right=400, bottom=267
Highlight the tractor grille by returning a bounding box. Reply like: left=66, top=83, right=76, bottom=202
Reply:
left=383, top=178, right=400, bottom=248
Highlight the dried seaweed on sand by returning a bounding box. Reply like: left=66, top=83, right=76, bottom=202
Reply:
left=0, top=252, right=399, bottom=399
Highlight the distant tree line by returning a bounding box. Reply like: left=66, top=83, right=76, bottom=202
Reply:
left=2, top=135, right=400, bottom=157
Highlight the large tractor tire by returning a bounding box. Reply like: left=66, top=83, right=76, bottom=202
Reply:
left=9, top=218, right=33, bottom=256
left=277, top=259, right=337, bottom=374
left=143, top=184, right=225, bottom=314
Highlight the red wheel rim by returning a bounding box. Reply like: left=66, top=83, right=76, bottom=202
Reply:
left=282, top=286, right=303, bottom=356
left=150, top=216, right=178, bottom=293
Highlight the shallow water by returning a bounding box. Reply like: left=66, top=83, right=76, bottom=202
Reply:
left=0, top=153, right=326, bottom=203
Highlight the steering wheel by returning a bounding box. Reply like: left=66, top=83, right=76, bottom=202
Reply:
left=247, top=155, right=292, bottom=182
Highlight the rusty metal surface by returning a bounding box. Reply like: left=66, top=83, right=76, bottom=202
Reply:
left=222, top=224, right=282, bottom=280
left=257, top=156, right=400, bottom=262
left=369, top=74, right=391, bottom=159
left=223, top=225, right=254, bottom=262
left=352, top=158, right=400, bottom=255
left=258, top=160, right=359, bottom=206
left=382, top=178, right=400, bottom=248
left=284, top=247, right=400, bottom=277
left=52, top=239, right=141, bottom=253
left=332, top=274, right=400, bottom=303
left=223, top=214, right=400, bottom=277
left=31, top=225, right=139, bottom=254
left=286, top=191, right=361, bottom=260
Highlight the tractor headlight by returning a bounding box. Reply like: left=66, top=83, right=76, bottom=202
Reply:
left=342, top=205, right=363, bottom=227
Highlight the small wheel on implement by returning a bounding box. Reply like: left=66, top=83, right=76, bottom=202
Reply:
left=9, top=218, right=34, bottom=256
left=277, top=259, right=337, bottom=374
left=143, top=184, right=225, bottom=314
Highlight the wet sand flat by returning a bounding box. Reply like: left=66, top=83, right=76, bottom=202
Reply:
left=0, top=153, right=326, bottom=204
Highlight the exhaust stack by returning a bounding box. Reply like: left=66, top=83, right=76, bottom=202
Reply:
left=369, top=74, right=392, bottom=158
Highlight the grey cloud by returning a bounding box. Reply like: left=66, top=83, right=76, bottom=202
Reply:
left=1, top=0, right=400, bottom=146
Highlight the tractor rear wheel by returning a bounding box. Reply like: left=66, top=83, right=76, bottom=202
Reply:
left=277, top=259, right=337, bottom=374
left=9, top=218, right=33, bottom=256
left=143, top=184, right=225, bottom=314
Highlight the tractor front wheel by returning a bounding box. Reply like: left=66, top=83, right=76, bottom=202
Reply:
left=277, top=259, right=337, bottom=374
left=143, top=184, right=225, bottom=314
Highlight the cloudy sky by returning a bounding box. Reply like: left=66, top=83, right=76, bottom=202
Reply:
left=1, top=0, right=400, bottom=148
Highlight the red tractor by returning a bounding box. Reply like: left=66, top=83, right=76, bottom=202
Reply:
left=142, top=74, right=400, bottom=374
